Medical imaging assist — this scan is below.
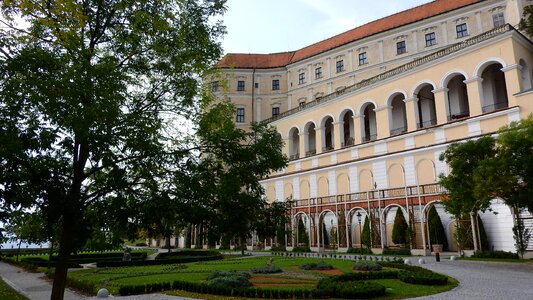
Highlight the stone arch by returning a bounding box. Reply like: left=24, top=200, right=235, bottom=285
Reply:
left=358, top=168, right=374, bottom=191
left=411, top=80, right=437, bottom=96
left=382, top=204, right=409, bottom=247
left=387, top=163, right=405, bottom=188
left=357, top=100, right=378, bottom=115
left=440, top=70, right=469, bottom=88
left=445, top=73, right=470, bottom=120
left=318, top=209, right=339, bottom=250
left=337, top=173, right=350, bottom=195
left=320, top=115, right=335, bottom=151
left=474, top=57, right=507, bottom=78
left=293, top=212, right=312, bottom=246
left=317, top=176, right=329, bottom=197
left=359, top=102, right=378, bottom=142
left=266, top=186, right=276, bottom=202
left=385, top=90, right=408, bottom=107
left=479, top=62, right=508, bottom=113
left=283, top=182, right=293, bottom=200
left=287, top=126, right=300, bottom=159
left=299, top=179, right=310, bottom=199
left=415, top=159, right=437, bottom=184
left=387, top=92, right=408, bottom=136
left=413, top=83, right=437, bottom=129
left=339, top=108, right=355, bottom=147
left=303, top=121, right=317, bottom=156
left=347, top=207, right=368, bottom=248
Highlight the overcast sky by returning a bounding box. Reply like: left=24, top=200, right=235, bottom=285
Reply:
left=219, top=0, right=433, bottom=54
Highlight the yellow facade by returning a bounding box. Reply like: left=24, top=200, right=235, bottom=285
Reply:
left=216, top=0, right=533, bottom=255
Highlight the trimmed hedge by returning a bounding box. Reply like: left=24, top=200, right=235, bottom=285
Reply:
left=155, top=250, right=220, bottom=260
left=96, top=254, right=222, bottom=267
left=250, top=265, right=282, bottom=274
left=472, top=250, right=519, bottom=259
left=353, top=262, right=382, bottom=271
left=316, top=277, right=386, bottom=299
left=292, top=245, right=312, bottom=252
left=207, top=271, right=251, bottom=288
left=347, top=247, right=372, bottom=254
left=379, top=262, right=448, bottom=285
left=382, top=247, right=411, bottom=256
left=300, top=261, right=333, bottom=270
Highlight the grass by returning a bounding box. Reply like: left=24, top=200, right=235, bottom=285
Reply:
left=0, top=278, right=29, bottom=300
left=65, top=256, right=457, bottom=298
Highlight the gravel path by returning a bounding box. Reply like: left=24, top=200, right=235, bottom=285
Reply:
left=414, top=257, right=533, bottom=299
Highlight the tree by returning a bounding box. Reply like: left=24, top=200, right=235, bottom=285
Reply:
left=297, top=218, right=310, bottom=246
left=361, top=216, right=371, bottom=248
left=439, top=137, right=496, bottom=252
left=513, top=210, right=532, bottom=259
left=427, top=205, right=448, bottom=250
left=391, top=209, right=408, bottom=246
left=519, top=5, right=533, bottom=36
left=0, top=1, right=226, bottom=298
left=321, top=222, right=329, bottom=247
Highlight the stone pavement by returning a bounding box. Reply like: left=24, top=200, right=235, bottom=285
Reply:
left=3, top=256, right=533, bottom=299
left=415, top=257, right=533, bottom=300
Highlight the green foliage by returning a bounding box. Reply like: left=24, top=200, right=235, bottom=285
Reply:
left=250, top=265, right=283, bottom=274
left=381, top=247, right=411, bottom=256
left=353, top=262, right=382, bottom=271
left=379, top=262, right=448, bottom=285
left=362, top=216, right=371, bottom=248
left=207, top=271, right=251, bottom=288
left=316, top=276, right=386, bottom=299
left=0, top=277, right=29, bottom=300
left=347, top=247, right=372, bottom=254
left=512, top=215, right=531, bottom=259
left=297, top=218, right=310, bottom=246
left=427, top=206, right=448, bottom=250
left=292, top=245, right=312, bottom=252
left=472, top=250, right=519, bottom=259
left=519, top=5, right=533, bottom=37
left=392, top=209, right=409, bottom=245
left=321, top=223, right=329, bottom=246
left=300, top=261, right=333, bottom=270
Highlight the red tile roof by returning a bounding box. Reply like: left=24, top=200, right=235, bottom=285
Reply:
left=217, top=0, right=485, bottom=69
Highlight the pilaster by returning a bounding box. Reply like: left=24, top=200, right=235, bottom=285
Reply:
left=432, top=87, right=449, bottom=124
left=464, top=76, right=483, bottom=116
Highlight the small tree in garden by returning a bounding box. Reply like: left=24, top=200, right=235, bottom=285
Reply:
left=392, top=209, right=409, bottom=246
left=275, top=221, right=286, bottom=250
left=297, top=218, right=309, bottom=246
left=427, top=205, right=448, bottom=250
left=513, top=211, right=531, bottom=259
left=330, top=226, right=338, bottom=248
left=362, top=217, right=371, bottom=248
left=322, top=222, right=330, bottom=246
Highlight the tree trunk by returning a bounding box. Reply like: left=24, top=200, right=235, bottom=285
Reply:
left=48, top=237, right=54, bottom=270
left=50, top=220, right=74, bottom=300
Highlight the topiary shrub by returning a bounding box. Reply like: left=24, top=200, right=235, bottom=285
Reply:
left=300, top=261, right=333, bottom=270
left=250, top=265, right=283, bottom=274
left=397, top=270, right=448, bottom=285
left=316, top=276, right=386, bottom=299
left=382, top=247, right=411, bottom=256
left=392, top=209, right=409, bottom=245
left=353, top=262, right=382, bottom=271
left=292, top=245, right=312, bottom=252
left=207, top=271, right=251, bottom=289
left=427, top=205, right=448, bottom=250
left=347, top=247, right=372, bottom=254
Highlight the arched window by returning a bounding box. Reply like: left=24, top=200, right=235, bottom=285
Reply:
left=361, top=103, right=377, bottom=142
left=446, top=75, right=469, bottom=120
left=304, top=122, right=316, bottom=156
left=481, top=63, right=508, bottom=113
left=289, top=127, right=300, bottom=160
left=322, top=116, right=335, bottom=152
left=389, top=94, right=407, bottom=135
left=416, top=84, right=437, bottom=128
left=340, top=110, right=355, bottom=147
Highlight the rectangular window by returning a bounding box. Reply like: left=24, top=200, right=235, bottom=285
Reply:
left=237, top=80, right=245, bottom=91
left=254, top=82, right=259, bottom=89
left=272, top=107, right=280, bottom=117
left=425, top=32, right=437, bottom=47
left=211, top=81, right=219, bottom=92
left=396, top=41, right=406, bottom=55
left=315, top=67, right=322, bottom=79
left=298, top=73, right=305, bottom=85
left=272, top=79, right=280, bottom=90
left=492, top=12, right=505, bottom=27
left=236, top=107, right=245, bottom=123
left=456, top=23, right=468, bottom=38
left=358, top=52, right=367, bottom=65
left=336, top=60, right=344, bottom=72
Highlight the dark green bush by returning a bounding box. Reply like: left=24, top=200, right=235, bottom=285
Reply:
left=250, top=265, right=282, bottom=274
left=353, top=262, right=382, bottom=271
left=270, top=245, right=287, bottom=252
left=397, top=270, right=448, bottom=285
left=97, top=254, right=222, bottom=267
left=292, top=245, right=312, bottom=252
left=347, top=247, right=372, bottom=254
left=472, top=250, right=519, bottom=259
left=300, top=261, right=333, bottom=270
left=155, top=250, right=220, bottom=259
left=382, top=247, right=411, bottom=256
left=317, top=277, right=386, bottom=299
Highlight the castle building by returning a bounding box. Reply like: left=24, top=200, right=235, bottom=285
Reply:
left=214, top=0, right=533, bottom=255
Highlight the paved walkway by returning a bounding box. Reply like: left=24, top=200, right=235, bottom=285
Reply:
left=415, top=257, right=533, bottom=299
left=3, top=256, right=533, bottom=299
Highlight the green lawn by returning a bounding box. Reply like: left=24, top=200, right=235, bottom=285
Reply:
left=66, top=256, right=458, bottom=298
left=0, top=278, right=29, bottom=300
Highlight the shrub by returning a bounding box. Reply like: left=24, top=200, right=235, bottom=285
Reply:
left=292, top=245, right=312, bottom=252
left=347, top=247, right=372, bottom=254
left=97, top=253, right=222, bottom=267
left=317, top=277, right=386, bottom=299
left=353, top=262, right=382, bottom=271
left=382, top=247, right=411, bottom=256
left=397, top=270, right=448, bottom=285
left=392, top=209, right=409, bottom=245
left=250, top=265, right=282, bottom=274
left=207, top=271, right=251, bottom=289
left=472, top=250, right=519, bottom=259
left=270, top=245, right=287, bottom=252
left=300, top=261, right=333, bottom=270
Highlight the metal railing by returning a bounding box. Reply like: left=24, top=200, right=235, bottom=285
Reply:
left=390, top=126, right=407, bottom=136
left=261, top=25, right=513, bottom=124
left=289, top=153, right=300, bottom=160
left=447, top=111, right=470, bottom=121
left=291, top=183, right=446, bottom=208
left=362, top=134, right=377, bottom=142
left=305, top=149, right=316, bottom=157
left=482, top=101, right=508, bottom=113
left=417, top=119, right=437, bottom=129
